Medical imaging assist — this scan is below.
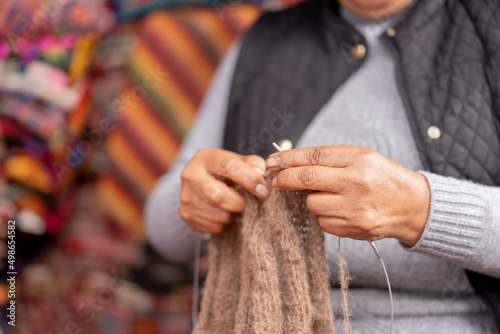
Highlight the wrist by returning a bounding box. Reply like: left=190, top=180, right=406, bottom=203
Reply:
left=398, top=171, right=430, bottom=246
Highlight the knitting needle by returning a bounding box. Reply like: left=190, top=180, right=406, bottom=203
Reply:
left=368, top=240, right=394, bottom=334
left=271, top=142, right=393, bottom=334
left=272, top=142, right=283, bottom=152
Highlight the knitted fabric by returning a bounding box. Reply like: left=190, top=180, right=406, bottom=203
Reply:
left=193, top=174, right=335, bottom=334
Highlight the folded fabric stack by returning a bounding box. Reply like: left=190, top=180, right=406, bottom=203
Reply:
left=0, top=0, right=115, bottom=239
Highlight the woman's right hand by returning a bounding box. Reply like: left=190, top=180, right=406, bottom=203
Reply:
left=179, top=148, right=269, bottom=234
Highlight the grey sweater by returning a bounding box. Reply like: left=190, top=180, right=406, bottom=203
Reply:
left=145, top=7, right=500, bottom=334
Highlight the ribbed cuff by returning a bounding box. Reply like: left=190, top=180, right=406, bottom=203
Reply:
left=406, top=171, right=488, bottom=265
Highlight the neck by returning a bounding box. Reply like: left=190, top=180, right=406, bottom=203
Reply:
left=337, top=0, right=415, bottom=19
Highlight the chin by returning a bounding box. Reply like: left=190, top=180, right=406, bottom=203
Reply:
left=338, top=0, right=413, bottom=18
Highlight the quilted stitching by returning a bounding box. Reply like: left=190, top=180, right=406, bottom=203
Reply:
left=395, top=0, right=500, bottom=186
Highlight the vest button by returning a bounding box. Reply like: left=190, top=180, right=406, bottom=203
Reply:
left=278, top=139, right=293, bottom=150
left=427, top=126, right=441, bottom=139
left=351, top=44, right=366, bottom=59
left=386, top=28, right=396, bottom=37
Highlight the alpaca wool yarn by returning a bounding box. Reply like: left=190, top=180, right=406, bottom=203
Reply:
left=193, top=173, right=338, bottom=334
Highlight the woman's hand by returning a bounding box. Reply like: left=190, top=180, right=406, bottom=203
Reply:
left=179, top=148, right=269, bottom=234
left=266, top=146, right=430, bottom=246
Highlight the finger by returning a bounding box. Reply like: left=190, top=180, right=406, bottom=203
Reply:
left=306, top=192, right=348, bottom=217
left=242, top=154, right=266, bottom=175
left=206, top=151, right=269, bottom=198
left=182, top=168, right=247, bottom=212
left=317, top=215, right=382, bottom=241
left=184, top=211, right=228, bottom=234
left=197, top=173, right=247, bottom=212
left=188, top=194, right=235, bottom=224
left=266, top=146, right=364, bottom=170
left=272, top=166, right=346, bottom=192
left=317, top=216, right=352, bottom=238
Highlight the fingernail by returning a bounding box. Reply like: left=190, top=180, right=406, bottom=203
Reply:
left=255, top=184, right=269, bottom=197
left=272, top=177, right=277, bottom=188
left=253, top=166, right=265, bottom=175
left=267, top=157, right=279, bottom=168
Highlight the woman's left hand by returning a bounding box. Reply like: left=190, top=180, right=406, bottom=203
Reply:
left=266, top=146, right=430, bottom=246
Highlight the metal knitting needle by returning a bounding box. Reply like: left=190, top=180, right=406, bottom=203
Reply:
left=369, top=240, right=393, bottom=334
left=272, top=142, right=393, bottom=334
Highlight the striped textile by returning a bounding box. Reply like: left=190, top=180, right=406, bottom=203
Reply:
left=98, top=5, right=261, bottom=239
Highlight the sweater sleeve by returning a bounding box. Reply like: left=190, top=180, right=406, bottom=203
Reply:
left=407, top=171, right=500, bottom=279
left=144, top=42, right=241, bottom=264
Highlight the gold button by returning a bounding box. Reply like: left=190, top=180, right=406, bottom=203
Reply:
left=427, top=126, right=441, bottom=139
left=351, top=44, right=366, bottom=59
left=278, top=139, right=293, bottom=150
left=386, top=28, right=396, bottom=37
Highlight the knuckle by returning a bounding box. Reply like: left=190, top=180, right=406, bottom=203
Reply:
left=364, top=209, right=378, bottom=225
left=354, top=172, right=369, bottom=186
left=180, top=187, right=193, bottom=204
left=358, top=147, right=378, bottom=163
left=206, top=185, right=226, bottom=206
left=357, top=222, right=377, bottom=239
left=220, top=156, right=238, bottom=176
left=350, top=170, right=370, bottom=189
left=180, top=167, right=191, bottom=182
left=308, top=147, right=323, bottom=165
left=317, top=216, right=329, bottom=230
left=178, top=206, right=191, bottom=221
left=364, top=168, right=378, bottom=184
left=179, top=191, right=189, bottom=205
left=300, top=168, right=317, bottom=187
left=357, top=170, right=377, bottom=190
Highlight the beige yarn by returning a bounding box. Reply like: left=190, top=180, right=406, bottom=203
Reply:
left=193, top=173, right=336, bottom=334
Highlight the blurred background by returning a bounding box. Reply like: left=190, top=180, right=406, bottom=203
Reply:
left=0, top=0, right=303, bottom=333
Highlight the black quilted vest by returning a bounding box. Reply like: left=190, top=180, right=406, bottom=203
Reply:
left=223, top=0, right=500, bottom=329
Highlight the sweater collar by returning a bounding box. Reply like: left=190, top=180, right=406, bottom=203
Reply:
left=319, top=0, right=447, bottom=54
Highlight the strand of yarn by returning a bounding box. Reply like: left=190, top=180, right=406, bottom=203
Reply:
left=338, top=237, right=352, bottom=334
